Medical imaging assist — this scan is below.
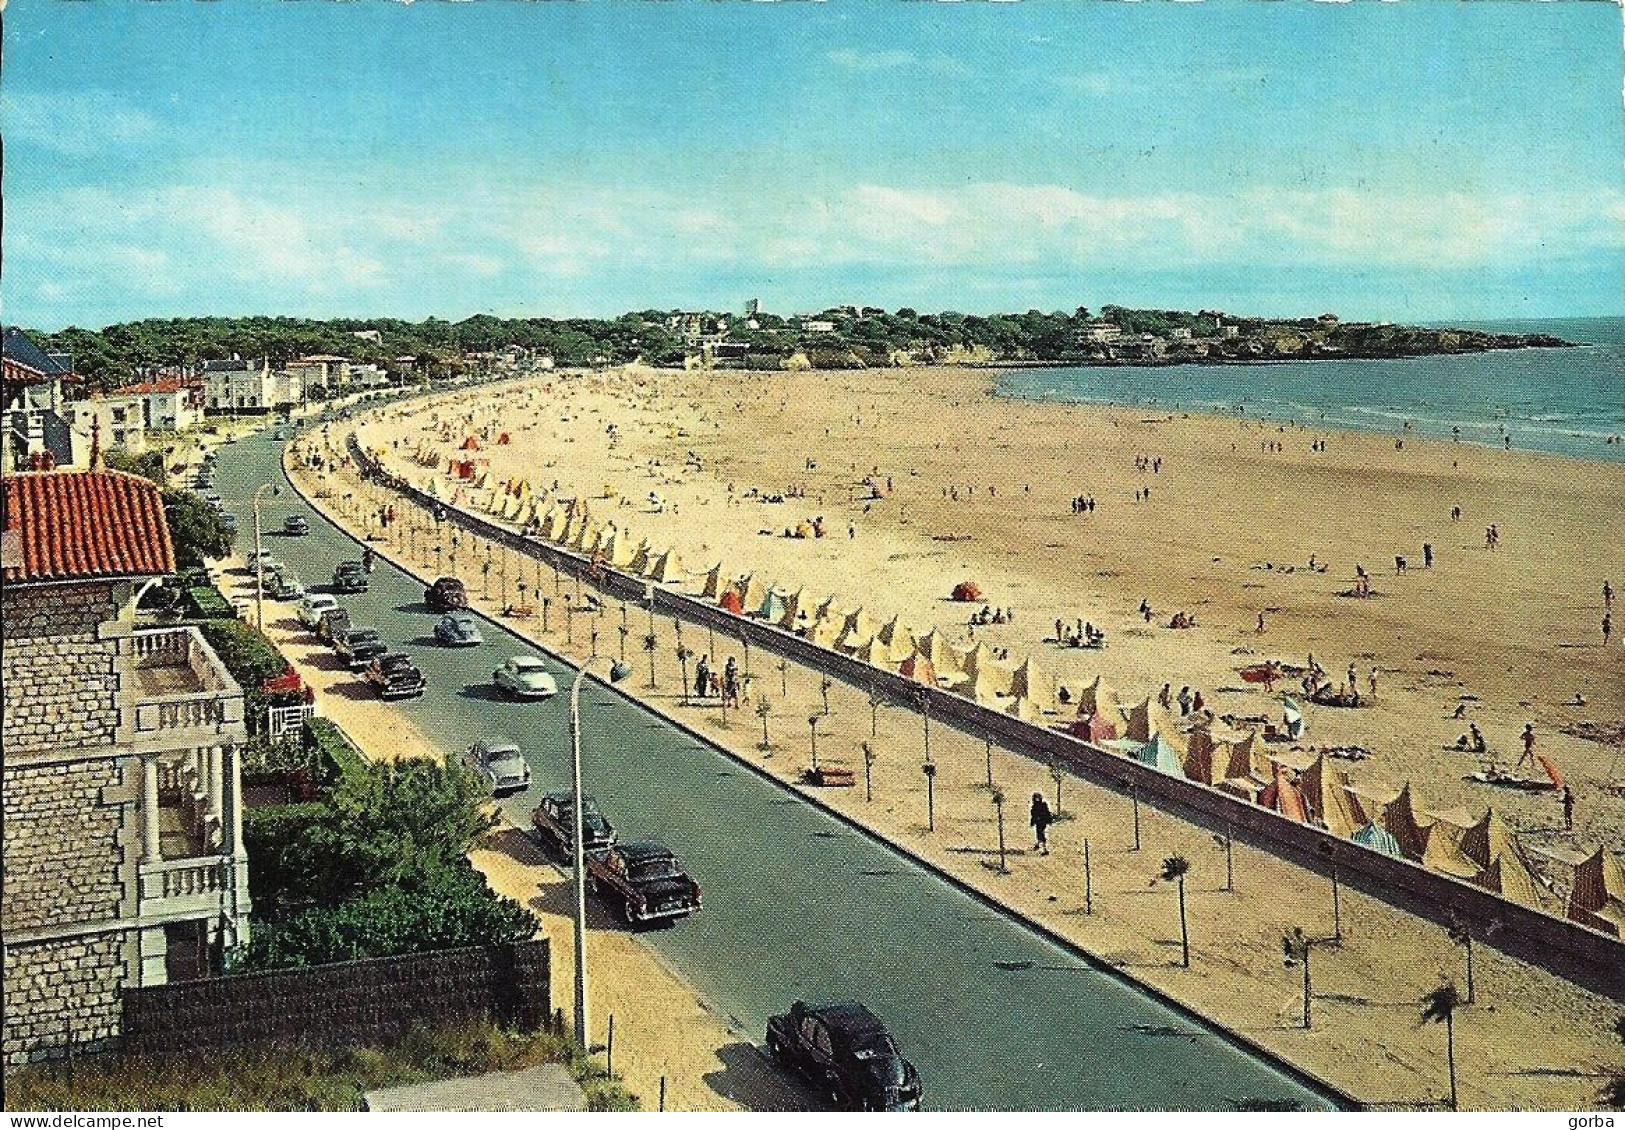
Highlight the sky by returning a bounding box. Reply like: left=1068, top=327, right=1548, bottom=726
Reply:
left=3, top=1, right=1623, bottom=330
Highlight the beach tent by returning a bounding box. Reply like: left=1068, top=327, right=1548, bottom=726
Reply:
left=897, top=653, right=937, bottom=687
left=875, top=615, right=916, bottom=655
left=699, top=563, right=729, bottom=599
left=738, top=574, right=769, bottom=616
left=1296, top=755, right=1364, bottom=838
left=1009, top=656, right=1057, bottom=714
left=460, top=435, right=479, bottom=451
left=1380, top=784, right=1433, bottom=862
left=950, top=580, right=983, bottom=602
left=1125, top=698, right=1187, bottom=755
left=851, top=638, right=890, bottom=667
left=1460, top=809, right=1543, bottom=908
left=1566, top=848, right=1625, bottom=937
left=1139, top=734, right=1189, bottom=775
left=627, top=540, right=654, bottom=575
left=961, top=643, right=1013, bottom=696
left=538, top=506, right=566, bottom=540
left=914, top=628, right=964, bottom=677
left=1072, top=711, right=1119, bottom=744
left=1075, top=676, right=1126, bottom=728
left=1343, top=782, right=1401, bottom=831
left=719, top=589, right=745, bottom=615
left=1258, top=765, right=1309, bottom=823
left=809, top=612, right=847, bottom=650
left=597, top=525, right=630, bottom=567
left=640, top=547, right=670, bottom=580
left=1420, top=823, right=1484, bottom=881
left=841, top=607, right=878, bottom=645
left=778, top=588, right=810, bottom=631
left=649, top=550, right=684, bottom=585
left=1006, top=696, right=1045, bottom=724
left=570, top=519, right=597, bottom=552
left=1352, top=823, right=1405, bottom=860
left=959, top=663, right=1009, bottom=706
left=759, top=588, right=789, bottom=623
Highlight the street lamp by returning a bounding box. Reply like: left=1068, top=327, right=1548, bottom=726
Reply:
left=566, top=652, right=633, bottom=1050
left=251, top=483, right=281, bottom=630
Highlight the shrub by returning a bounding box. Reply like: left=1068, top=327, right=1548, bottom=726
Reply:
left=304, top=717, right=364, bottom=784
left=199, top=619, right=292, bottom=733
left=186, top=583, right=237, bottom=621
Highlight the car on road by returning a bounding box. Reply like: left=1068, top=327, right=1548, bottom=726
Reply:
left=335, top=626, right=388, bottom=671
left=268, top=569, right=305, bottom=601
left=529, top=792, right=616, bottom=855
left=316, top=606, right=352, bottom=645
left=220, top=513, right=238, bottom=534
left=252, top=557, right=287, bottom=583
left=493, top=656, right=558, bottom=700
left=766, top=1001, right=923, bottom=1112
left=584, top=841, right=701, bottom=926
left=425, top=576, right=469, bottom=611
left=365, top=653, right=426, bottom=700
left=283, top=514, right=311, bottom=536
left=297, top=593, right=339, bottom=629
left=465, top=738, right=533, bottom=796
left=434, top=610, right=484, bottom=647
left=333, top=561, right=369, bottom=593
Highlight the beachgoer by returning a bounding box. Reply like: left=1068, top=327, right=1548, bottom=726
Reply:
left=1257, top=612, right=1266, bottom=634
left=1368, top=668, right=1378, bottom=698
left=1177, top=686, right=1193, bottom=716
left=695, top=655, right=710, bottom=700
left=1562, top=786, right=1575, bottom=831
left=1423, top=543, right=1433, bottom=569
left=1347, top=663, right=1357, bottom=690
left=1158, top=683, right=1172, bottom=710
left=1518, top=723, right=1536, bottom=769
left=1192, top=690, right=1205, bottom=712
left=1604, top=613, right=1612, bottom=648
left=1605, top=581, right=1614, bottom=610
left=1030, top=793, right=1053, bottom=855
left=1470, top=724, right=1486, bottom=753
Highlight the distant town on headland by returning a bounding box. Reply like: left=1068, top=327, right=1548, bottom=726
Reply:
left=21, top=304, right=1575, bottom=396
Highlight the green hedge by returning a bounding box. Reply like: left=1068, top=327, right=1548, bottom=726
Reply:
left=199, top=620, right=294, bottom=734
left=304, top=717, right=364, bottom=784
left=186, top=583, right=237, bottom=621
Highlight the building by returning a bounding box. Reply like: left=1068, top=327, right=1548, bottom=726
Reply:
left=4, top=327, right=76, bottom=471
left=2, top=470, right=251, bottom=1066
left=109, top=378, right=206, bottom=433
left=202, top=358, right=299, bottom=413
left=798, top=318, right=837, bottom=335
left=70, top=396, right=147, bottom=454
left=1079, top=321, right=1122, bottom=344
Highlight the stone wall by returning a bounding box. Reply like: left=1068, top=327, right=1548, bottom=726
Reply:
left=1, top=758, right=130, bottom=932
left=121, top=940, right=551, bottom=1058
left=1, top=581, right=123, bottom=756
left=3, top=930, right=128, bottom=1066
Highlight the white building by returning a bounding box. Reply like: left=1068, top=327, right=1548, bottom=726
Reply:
left=71, top=396, right=147, bottom=454
left=110, top=379, right=205, bottom=432
left=1080, top=322, right=1122, bottom=344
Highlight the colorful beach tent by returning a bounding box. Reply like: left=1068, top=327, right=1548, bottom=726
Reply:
left=1259, top=765, right=1309, bottom=822
left=1125, top=698, right=1187, bottom=755
left=1352, top=823, right=1404, bottom=860
left=779, top=588, right=810, bottom=631
left=699, top=563, right=728, bottom=599
left=1134, top=734, right=1184, bottom=775
left=1459, top=808, right=1543, bottom=907
left=719, top=589, right=745, bottom=615
left=1281, top=695, right=1306, bottom=740
left=1567, top=848, right=1625, bottom=937
left=898, top=653, right=937, bottom=687
left=738, top=574, right=769, bottom=615
left=759, top=588, right=789, bottom=623
left=950, top=580, right=983, bottom=602
left=1296, top=755, right=1363, bottom=838
left=1075, top=676, right=1125, bottom=727
left=1072, top=711, right=1119, bottom=744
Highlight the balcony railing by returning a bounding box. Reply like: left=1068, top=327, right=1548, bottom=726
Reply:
left=130, top=626, right=245, bottom=749
left=138, top=856, right=232, bottom=921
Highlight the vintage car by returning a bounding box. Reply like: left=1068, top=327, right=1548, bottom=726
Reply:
left=493, top=656, right=558, bottom=700
left=766, top=1001, right=923, bottom=1112
left=425, top=576, right=469, bottom=611
left=297, top=593, right=339, bottom=629
left=529, top=791, right=616, bottom=855
left=434, top=610, right=484, bottom=647
left=315, top=606, right=352, bottom=646
left=283, top=514, right=311, bottom=536
left=267, top=568, right=305, bottom=602
left=465, top=738, right=532, bottom=796
left=365, top=653, right=426, bottom=700
left=584, top=841, right=701, bottom=926
left=335, top=626, right=388, bottom=671
left=332, top=561, right=369, bottom=594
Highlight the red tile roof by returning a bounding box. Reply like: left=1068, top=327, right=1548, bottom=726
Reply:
left=2, top=470, right=175, bottom=583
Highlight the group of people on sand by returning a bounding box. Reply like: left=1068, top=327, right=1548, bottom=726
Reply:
left=1167, top=610, right=1198, bottom=630
left=1069, top=495, right=1097, bottom=514
left=970, top=604, right=1015, bottom=627
left=1133, top=454, right=1162, bottom=474
left=1157, top=683, right=1208, bottom=716
left=1300, top=658, right=1376, bottom=708
left=1054, top=617, right=1106, bottom=649
left=693, top=654, right=747, bottom=709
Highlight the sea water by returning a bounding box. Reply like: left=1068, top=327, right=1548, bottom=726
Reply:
left=994, top=316, right=1625, bottom=463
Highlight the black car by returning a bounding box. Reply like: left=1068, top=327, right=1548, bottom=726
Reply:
left=530, top=792, right=616, bottom=855
left=766, top=1001, right=922, bottom=1111
left=365, top=653, right=426, bottom=700
left=333, top=561, right=368, bottom=593
left=425, top=576, right=469, bottom=611
left=316, top=606, right=352, bottom=645
left=584, top=841, right=701, bottom=926
left=334, top=626, right=388, bottom=670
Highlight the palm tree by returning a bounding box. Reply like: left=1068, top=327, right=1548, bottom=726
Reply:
left=755, top=699, right=773, bottom=753
left=1446, top=915, right=1476, bottom=1004
left=642, top=631, right=658, bottom=688
left=1160, top=855, right=1191, bottom=967
left=819, top=675, right=833, bottom=716
left=1282, top=927, right=1315, bottom=1028
left=676, top=644, right=693, bottom=705
left=1420, top=981, right=1462, bottom=1111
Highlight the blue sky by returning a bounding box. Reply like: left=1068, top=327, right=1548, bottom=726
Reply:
left=4, top=1, right=1622, bottom=329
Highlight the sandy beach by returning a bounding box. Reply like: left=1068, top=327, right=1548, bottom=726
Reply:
left=284, top=365, right=1625, bottom=1109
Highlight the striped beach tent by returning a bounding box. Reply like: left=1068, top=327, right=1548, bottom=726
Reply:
left=699, top=563, right=729, bottom=599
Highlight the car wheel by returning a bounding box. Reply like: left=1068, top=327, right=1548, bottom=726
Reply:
left=620, top=898, right=638, bottom=925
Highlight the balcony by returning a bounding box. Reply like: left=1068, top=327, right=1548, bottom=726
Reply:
left=130, top=626, right=245, bottom=752
left=138, top=856, right=234, bottom=923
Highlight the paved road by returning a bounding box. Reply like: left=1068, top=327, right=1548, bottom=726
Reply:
left=218, top=430, right=1337, bottom=1111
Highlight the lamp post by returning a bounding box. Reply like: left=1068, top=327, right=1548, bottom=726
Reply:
left=922, top=762, right=937, bottom=831
left=565, top=653, right=632, bottom=1049
left=251, top=483, right=280, bottom=630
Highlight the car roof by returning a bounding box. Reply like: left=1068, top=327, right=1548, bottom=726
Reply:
left=542, top=791, right=599, bottom=807
left=618, top=841, right=673, bottom=862
left=808, top=1002, right=891, bottom=1040
left=307, top=594, right=338, bottom=605
left=348, top=627, right=380, bottom=638
left=510, top=656, right=546, bottom=667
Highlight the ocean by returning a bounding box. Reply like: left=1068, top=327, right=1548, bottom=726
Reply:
left=993, top=316, right=1625, bottom=463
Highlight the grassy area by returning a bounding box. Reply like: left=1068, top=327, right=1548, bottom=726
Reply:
left=6, top=1022, right=638, bottom=1112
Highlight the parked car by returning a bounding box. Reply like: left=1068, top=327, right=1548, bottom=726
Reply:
left=268, top=569, right=305, bottom=601
left=335, top=626, right=388, bottom=671
left=493, top=656, right=558, bottom=699
left=316, top=606, right=352, bottom=645
left=333, top=561, right=368, bottom=593
left=202, top=492, right=223, bottom=509
left=584, top=841, right=701, bottom=926
left=465, top=738, right=533, bottom=796
left=283, top=514, right=310, bottom=536
left=297, top=593, right=339, bottom=629
left=425, top=576, right=469, bottom=611
left=434, top=610, right=484, bottom=647
left=365, top=653, right=426, bottom=700
left=252, top=557, right=287, bottom=581
left=766, top=1002, right=923, bottom=1112
left=220, top=513, right=238, bottom=534
left=529, top=791, right=616, bottom=855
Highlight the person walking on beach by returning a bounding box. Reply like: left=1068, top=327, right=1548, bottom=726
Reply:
left=1518, top=723, right=1537, bottom=770
left=1177, top=686, right=1193, bottom=716
left=1605, top=581, right=1614, bottom=611
left=1604, top=612, right=1613, bottom=649
left=1256, top=612, right=1266, bottom=634
left=1562, top=785, right=1576, bottom=832
left=1423, top=543, right=1433, bottom=569
left=1158, top=683, right=1173, bottom=710
left=1029, top=793, right=1054, bottom=855
left=1368, top=667, right=1378, bottom=699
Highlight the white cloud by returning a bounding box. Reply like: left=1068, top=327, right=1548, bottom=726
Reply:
left=1, top=91, right=158, bottom=156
